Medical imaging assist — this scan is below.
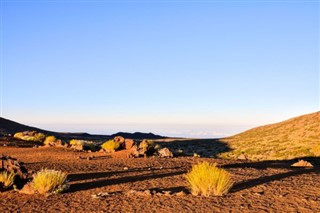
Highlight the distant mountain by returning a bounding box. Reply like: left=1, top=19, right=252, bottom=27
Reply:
left=0, top=117, right=167, bottom=140
left=220, top=111, right=320, bottom=160
left=0, top=117, right=47, bottom=135
left=111, top=132, right=166, bottom=140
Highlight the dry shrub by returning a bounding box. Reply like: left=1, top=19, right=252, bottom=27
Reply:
left=101, top=139, right=120, bottom=152
left=185, top=161, right=233, bottom=196
left=14, top=131, right=45, bottom=142
left=0, top=171, right=15, bottom=189
left=43, top=136, right=57, bottom=145
left=32, top=169, right=68, bottom=195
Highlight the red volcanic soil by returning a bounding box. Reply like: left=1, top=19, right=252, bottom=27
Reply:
left=0, top=144, right=319, bottom=212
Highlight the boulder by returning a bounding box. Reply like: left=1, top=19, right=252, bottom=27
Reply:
left=158, top=148, right=173, bottom=158
left=124, top=139, right=135, bottom=150
left=291, top=160, right=313, bottom=168
left=114, top=136, right=125, bottom=148
left=0, top=154, right=28, bottom=179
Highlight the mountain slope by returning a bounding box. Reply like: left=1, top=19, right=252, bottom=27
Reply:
left=0, top=117, right=166, bottom=140
left=0, top=117, right=47, bottom=135
left=220, top=111, right=320, bottom=160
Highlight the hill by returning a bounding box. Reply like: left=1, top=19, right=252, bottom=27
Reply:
left=111, top=132, right=166, bottom=140
left=220, top=111, right=320, bottom=160
left=0, top=117, right=166, bottom=141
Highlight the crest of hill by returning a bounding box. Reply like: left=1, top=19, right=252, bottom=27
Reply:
left=0, top=117, right=167, bottom=140
left=221, top=111, right=320, bottom=160
left=111, top=132, right=166, bottom=140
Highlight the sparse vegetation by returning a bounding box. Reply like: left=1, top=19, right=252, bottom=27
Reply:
left=0, top=171, right=15, bottom=189
left=101, top=139, right=120, bottom=152
left=219, top=112, right=320, bottom=160
left=185, top=162, right=233, bottom=196
left=32, top=169, right=68, bottom=195
left=69, top=139, right=97, bottom=151
left=43, top=135, right=58, bottom=146
left=14, top=131, right=46, bottom=142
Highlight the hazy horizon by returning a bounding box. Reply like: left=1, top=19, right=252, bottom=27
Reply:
left=1, top=1, right=319, bottom=138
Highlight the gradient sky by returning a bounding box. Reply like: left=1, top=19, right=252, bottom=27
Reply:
left=1, top=1, right=319, bottom=138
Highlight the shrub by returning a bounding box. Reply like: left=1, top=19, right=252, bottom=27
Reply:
left=185, top=161, right=233, bottom=196
left=101, top=139, right=120, bottom=152
left=32, top=169, right=68, bottom=195
left=43, top=136, right=57, bottom=145
left=14, top=131, right=45, bottom=142
left=69, top=139, right=97, bottom=151
left=0, top=171, right=15, bottom=189
left=69, top=139, right=84, bottom=146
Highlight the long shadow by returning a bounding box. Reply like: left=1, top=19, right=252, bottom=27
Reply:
left=156, top=138, right=232, bottom=157
left=231, top=167, right=319, bottom=193
left=225, top=157, right=320, bottom=193
left=224, top=157, right=320, bottom=170
left=68, top=166, right=182, bottom=182
left=69, top=170, right=186, bottom=192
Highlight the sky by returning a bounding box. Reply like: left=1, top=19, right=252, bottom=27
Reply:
left=0, top=0, right=319, bottom=138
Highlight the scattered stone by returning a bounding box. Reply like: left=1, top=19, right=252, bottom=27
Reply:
left=291, top=160, right=313, bottom=168
left=157, top=148, right=173, bottom=158
left=92, top=192, right=109, bottom=199
left=238, top=153, right=248, bottom=160
left=123, top=167, right=129, bottom=170
left=175, top=191, right=187, bottom=196
left=19, top=183, right=35, bottom=195
left=162, top=190, right=172, bottom=196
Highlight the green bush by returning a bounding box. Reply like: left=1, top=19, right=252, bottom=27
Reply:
left=101, top=139, right=120, bottom=152
left=185, top=161, right=233, bottom=196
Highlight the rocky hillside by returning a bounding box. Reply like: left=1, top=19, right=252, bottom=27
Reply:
left=220, top=111, right=320, bottom=160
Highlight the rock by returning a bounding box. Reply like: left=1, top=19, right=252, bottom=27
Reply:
left=19, top=183, right=35, bottom=195
left=124, top=139, right=135, bottom=150
left=0, top=154, right=28, bottom=179
left=129, top=145, right=140, bottom=158
left=114, top=136, right=125, bottom=143
left=291, top=160, right=313, bottom=168
left=158, top=148, right=173, bottom=158
left=238, top=154, right=248, bottom=160
left=175, top=191, right=186, bottom=196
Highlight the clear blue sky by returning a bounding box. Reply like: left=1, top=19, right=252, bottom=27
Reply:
left=1, top=1, right=319, bottom=138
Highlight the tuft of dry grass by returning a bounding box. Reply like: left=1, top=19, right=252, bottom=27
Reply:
left=185, top=161, right=233, bottom=196
left=0, top=171, right=15, bottom=189
left=32, top=169, right=68, bottom=195
left=101, top=139, right=120, bottom=152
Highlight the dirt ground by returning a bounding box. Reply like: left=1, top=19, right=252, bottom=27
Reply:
left=0, top=143, right=319, bottom=213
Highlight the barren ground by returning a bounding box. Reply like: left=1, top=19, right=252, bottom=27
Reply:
left=0, top=142, right=319, bottom=213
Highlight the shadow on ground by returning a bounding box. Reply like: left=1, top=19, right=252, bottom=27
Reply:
left=68, top=167, right=186, bottom=192
left=156, top=138, right=232, bottom=157
left=224, top=157, right=320, bottom=193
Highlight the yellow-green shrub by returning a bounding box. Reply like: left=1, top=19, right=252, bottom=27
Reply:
left=14, top=131, right=45, bottom=142
left=32, top=169, right=68, bottom=195
left=0, top=171, right=15, bottom=189
left=43, top=136, right=57, bottom=145
left=101, top=139, right=120, bottom=152
left=69, top=139, right=84, bottom=146
left=69, top=139, right=97, bottom=151
left=185, top=161, right=233, bottom=196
